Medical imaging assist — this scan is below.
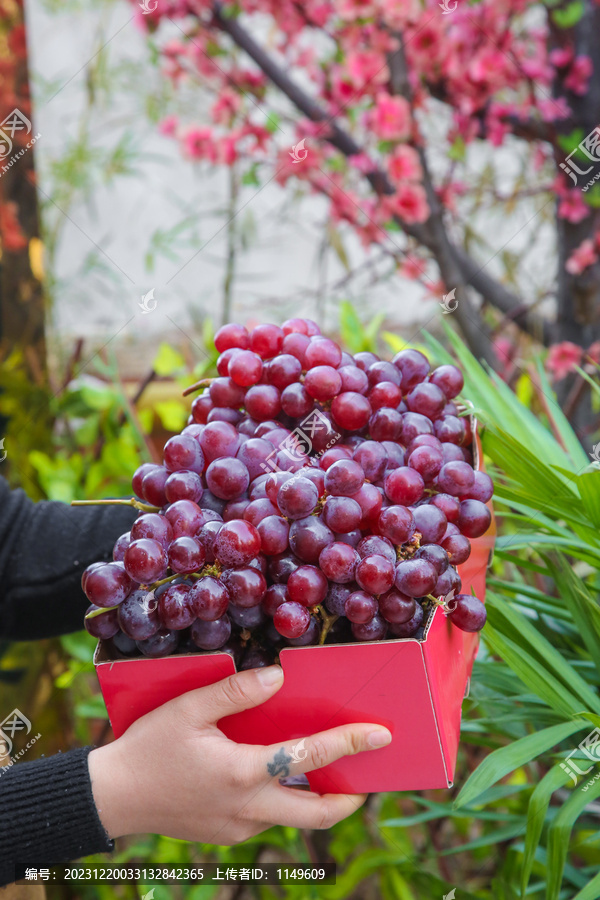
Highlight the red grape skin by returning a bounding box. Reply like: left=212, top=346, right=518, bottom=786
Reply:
left=85, top=605, right=120, bottom=640
left=384, top=467, right=424, bottom=505
left=407, top=445, right=443, bottom=481
left=437, top=461, right=475, bottom=496
left=214, top=323, right=250, bottom=352
left=262, top=583, right=289, bottom=616
left=244, top=384, right=282, bottom=421
left=163, top=434, right=205, bottom=474
left=378, top=589, right=416, bottom=624
left=123, top=539, right=168, bottom=584
left=221, top=567, right=267, bottom=608
left=274, top=601, right=310, bottom=638
left=265, top=354, right=302, bottom=390
left=331, top=392, right=372, bottom=430
left=394, top=559, right=437, bottom=598
left=355, top=554, right=395, bottom=595
left=351, top=483, right=383, bottom=526
left=323, top=496, right=363, bottom=532
left=132, top=462, right=158, bottom=499
left=268, top=552, right=302, bottom=584
left=84, top=562, right=134, bottom=607
left=191, top=395, right=213, bottom=424
left=447, top=594, right=487, bottom=632
left=429, top=364, right=464, bottom=399
left=289, top=516, right=334, bottom=563
left=158, top=583, right=195, bottom=630
left=189, top=576, right=230, bottom=621
left=353, top=441, right=388, bottom=481
left=277, top=476, right=319, bottom=519
left=406, top=382, right=446, bottom=420
left=357, top=534, right=396, bottom=564
left=199, top=421, right=240, bottom=464
left=282, top=332, right=311, bottom=364
left=304, top=366, right=342, bottom=401
left=318, top=542, right=359, bottom=583
left=281, top=383, right=313, bottom=417
left=165, top=470, right=204, bottom=504
left=131, top=513, right=173, bottom=548
left=209, top=377, right=246, bottom=410
left=191, top=614, right=232, bottom=650
left=250, top=323, right=284, bottom=359
left=377, top=505, right=415, bottom=544
left=113, top=532, right=131, bottom=562
left=345, top=590, right=378, bottom=624
left=206, top=458, right=250, bottom=500
left=387, top=602, right=424, bottom=637
left=229, top=350, right=263, bottom=387
left=412, top=504, right=447, bottom=544
left=392, top=348, right=430, bottom=391
left=462, top=471, right=494, bottom=503
left=339, top=365, right=369, bottom=393
left=214, top=519, right=261, bottom=567
left=442, top=533, right=471, bottom=565
left=368, top=408, right=402, bottom=441
left=243, top=498, right=279, bottom=526
left=287, top=565, right=328, bottom=607
left=168, top=536, right=206, bottom=573
left=305, top=337, right=342, bottom=368
left=457, top=499, right=491, bottom=538
left=352, top=614, right=388, bottom=641
left=117, top=590, right=160, bottom=640
left=324, top=459, right=365, bottom=497
left=141, top=466, right=169, bottom=507
left=165, top=500, right=204, bottom=538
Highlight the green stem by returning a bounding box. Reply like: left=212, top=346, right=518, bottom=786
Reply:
left=316, top=605, right=339, bottom=645
left=71, top=498, right=159, bottom=513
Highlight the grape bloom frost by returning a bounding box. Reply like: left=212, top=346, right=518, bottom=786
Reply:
left=81, top=319, right=492, bottom=668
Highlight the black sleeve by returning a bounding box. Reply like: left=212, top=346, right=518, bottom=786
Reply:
left=0, top=747, right=114, bottom=886
left=0, top=476, right=138, bottom=641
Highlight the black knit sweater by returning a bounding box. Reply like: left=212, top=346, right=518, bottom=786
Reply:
left=0, top=476, right=137, bottom=886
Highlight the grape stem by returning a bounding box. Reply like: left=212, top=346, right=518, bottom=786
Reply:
left=182, top=377, right=216, bottom=397
left=316, top=606, right=339, bottom=645
left=71, top=498, right=160, bottom=513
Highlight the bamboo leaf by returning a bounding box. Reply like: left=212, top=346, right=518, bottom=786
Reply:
left=521, top=764, right=572, bottom=897
left=546, top=776, right=600, bottom=900
left=455, top=720, right=587, bottom=808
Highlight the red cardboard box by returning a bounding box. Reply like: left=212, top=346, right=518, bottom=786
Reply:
left=95, top=422, right=495, bottom=794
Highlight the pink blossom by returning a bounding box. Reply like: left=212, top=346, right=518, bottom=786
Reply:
left=585, top=342, right=600, bottom=366
left=565, top=56, right=593, bottom=95
left=399, top=255, right=428, bottom=280
left=348, top=152, right=375, bottom=174
left=538, top=96, right=570, bottom=121
left=158, top=114, right=178, bottom=137
left=388, top=145, right=422, bottom=183
left=549, top=47, right=573, bottom=69
left=566, top=239, right=598, bottom=275
left=368, top=92, right=411, bottom=141
left=384, top=183, right=429, bottom=224
left=546, top=342, right=583, bottom=380
left=210, top=88, right=241, bottom=125
left=334, top=0, right=377, bottom=20
left=346, top=50, right=388, bottom=92
left=558, top=191, right=590, bottom=224
left=494, top=338, right=515, bottom=368
left=182, top=127, right=216, bottom=162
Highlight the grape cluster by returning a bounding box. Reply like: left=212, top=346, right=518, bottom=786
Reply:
left=83, top=318, right=492, bottom=669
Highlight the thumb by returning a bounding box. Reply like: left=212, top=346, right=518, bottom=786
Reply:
left=176, top=664, right=285, bottom=726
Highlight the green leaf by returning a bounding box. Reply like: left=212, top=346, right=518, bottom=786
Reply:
left=571, top=871, right=600, bottom=900
left=154, top=400, right=188, bottom=432
left=153, top=342, right=185, bottom=376
left=548, top=556, right=600, bottom=675
left=552, top=0, right=585, bottom=27
left=521, top=764, right=572, bottom=897
left=75, top=695, right=108, bottom=719
left=455, top=720, right=587, bottom=808
left=546, top=776, right=600, bottom=899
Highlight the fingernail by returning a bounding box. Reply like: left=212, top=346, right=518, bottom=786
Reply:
left=257, top=665, right=284, bottom=687
left=367, top=729, right=392, bottom=748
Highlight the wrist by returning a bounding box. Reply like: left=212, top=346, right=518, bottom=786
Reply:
left=88, top=741, right=142, bottom=839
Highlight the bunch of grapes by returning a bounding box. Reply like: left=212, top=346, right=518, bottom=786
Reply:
left=82, top=318, right=492, bottom=670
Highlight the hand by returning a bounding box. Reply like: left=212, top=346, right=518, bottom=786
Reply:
left=88, top=664, right=392, bottom=845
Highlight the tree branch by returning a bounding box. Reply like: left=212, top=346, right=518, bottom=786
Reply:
left=211, top=2, right=550, bottom=347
